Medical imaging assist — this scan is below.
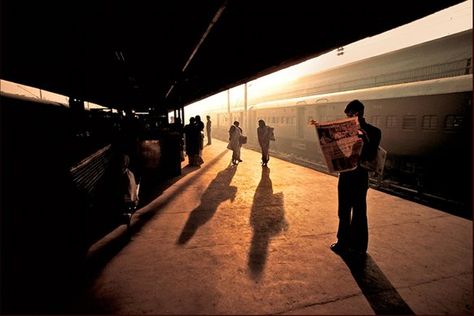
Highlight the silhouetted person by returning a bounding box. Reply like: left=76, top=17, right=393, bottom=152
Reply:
left=228, top=121, right=242, bottom=165
left=160, top=118, right=183, bottom=177
left=330, top=100, right=381, bottom=257
left=117, top=154, right=139, bottom=227
left=206, top=115, right=212, bottom=145
left=117, top=110, right=142, bottom=183
left=170, top=117, right=185, bottom=162
left=118, top=154, right=139, bottom=206
left=257, top=119, right=274, bottom=167
left=195, top=115, right=205, bottom=165
left=184, top=117, right=200, bottom=166
left=99, top=153, right=139, bottom=230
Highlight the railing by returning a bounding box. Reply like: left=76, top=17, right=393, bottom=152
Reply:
left=70, top=144, right=112, bottom=206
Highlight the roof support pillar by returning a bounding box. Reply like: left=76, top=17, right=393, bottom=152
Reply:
left=244, top=83, right=248, bottom=132
left=227, top=89, right=230, bottom=123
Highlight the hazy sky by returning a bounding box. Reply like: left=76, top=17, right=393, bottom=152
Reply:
left=247, top=0, right=472, bottom=95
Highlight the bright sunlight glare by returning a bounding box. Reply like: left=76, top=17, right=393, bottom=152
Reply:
left=181, top=0, right=472, bottom=121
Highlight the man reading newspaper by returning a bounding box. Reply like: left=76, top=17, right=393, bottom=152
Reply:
left=313, top=117, right=363, bottom=173
left=312, top=100, right=381, bottom=257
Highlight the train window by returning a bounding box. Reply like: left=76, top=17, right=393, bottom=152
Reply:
left=422, top=115, right=438, bottom=130
left=371, top=115, right=383, bottom=127
left=444, top=115, right=464, bottom=130
left=402, top=115, right=417, bottom=130
left=386, top=116, right=398, bottom=128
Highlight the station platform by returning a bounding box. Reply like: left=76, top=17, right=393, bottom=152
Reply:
left=74, top=139, right=472, bottom=315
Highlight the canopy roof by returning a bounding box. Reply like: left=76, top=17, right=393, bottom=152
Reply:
left=1, top=0, right=464, bottom=112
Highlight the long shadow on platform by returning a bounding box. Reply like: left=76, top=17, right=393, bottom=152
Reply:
left=340, top=253, right=414, bottom=315
left=176, top=164, right=238, bottom=244
left=248, top=166, right=288, bottom=280
left=83, top=150, right=229, bottom=280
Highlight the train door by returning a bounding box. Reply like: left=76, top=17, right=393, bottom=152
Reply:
left=297, top=107, right=305, bottom=139
left=217, top=113, right=229, bottom=139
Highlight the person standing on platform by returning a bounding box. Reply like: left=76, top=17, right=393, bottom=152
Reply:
left=257, top=119, right=274, bottom=167
left=227, top=121, right=243, bottom=165
left=206, top=115, right=212, bottom=145
left=117, top=154, right=139, bottom=223
left=195, top=115, right=205, bottom=165
left=184, top=117, right=200, bottom=166
left=169, top=117, right=185, bottom=162
left=117, top=110, right=142, bottom=184
left=330, top=99, right=381, bottom=257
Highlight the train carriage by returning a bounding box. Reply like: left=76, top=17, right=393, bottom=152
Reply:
left=192, top=29, right=472, bottom=214
left=216, top=83, right=470, bottom=212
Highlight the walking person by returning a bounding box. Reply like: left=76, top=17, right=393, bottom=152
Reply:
left=227, top=121, right=243, bottom=165
left=330, top=99, right=381, bottom=257
left=257, top=119, right=274, bottom=167
left=206, top=115, right=212, bottom=145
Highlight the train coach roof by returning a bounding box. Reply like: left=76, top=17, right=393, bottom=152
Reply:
left=249, top=75, right=473, bottom=110
left=0, top=0, right=465, bottom=113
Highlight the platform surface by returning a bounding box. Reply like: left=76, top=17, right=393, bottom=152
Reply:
left=78, top=139, right=472, bottom=315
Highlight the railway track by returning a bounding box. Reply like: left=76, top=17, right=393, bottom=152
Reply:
left=244, top=143, right=471, bottom=220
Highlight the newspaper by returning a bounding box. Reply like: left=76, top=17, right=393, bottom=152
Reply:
left=312, top=117, right=363, bottom=173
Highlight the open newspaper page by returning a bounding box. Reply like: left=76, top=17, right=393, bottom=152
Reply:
left=314, top=117, right=363, bottom=173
